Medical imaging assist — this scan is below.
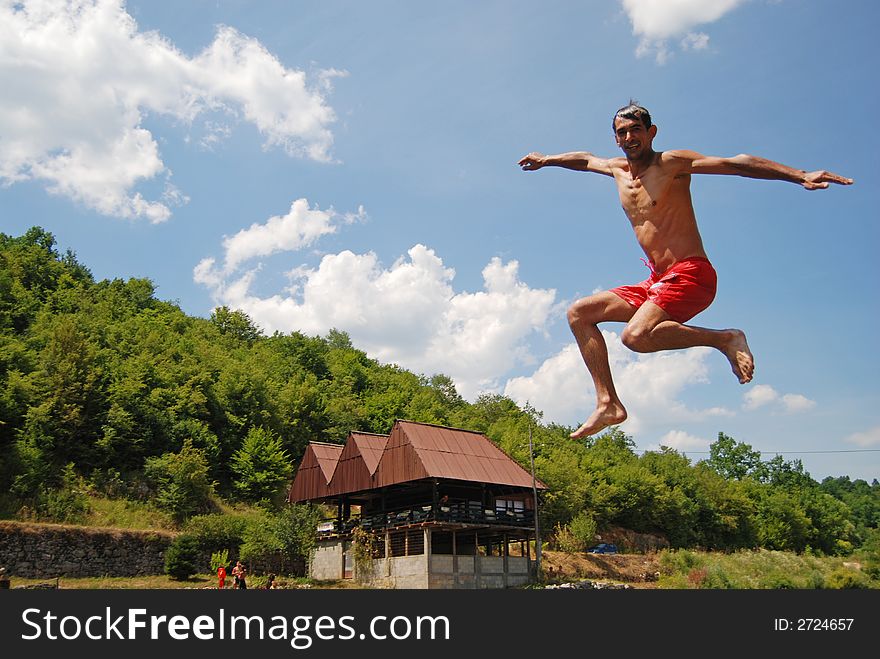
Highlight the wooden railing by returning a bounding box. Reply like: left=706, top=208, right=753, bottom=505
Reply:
left=318, top=502, right=534, bottom=534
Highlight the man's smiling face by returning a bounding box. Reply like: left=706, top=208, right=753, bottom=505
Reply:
left=614, top=116, right=656, bottom=161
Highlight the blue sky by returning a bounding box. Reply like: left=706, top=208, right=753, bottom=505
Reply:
left=2, top=0, right=878, bottom=481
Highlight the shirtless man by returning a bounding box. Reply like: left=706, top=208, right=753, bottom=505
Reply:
left=518, top=102, right=852, bottom=439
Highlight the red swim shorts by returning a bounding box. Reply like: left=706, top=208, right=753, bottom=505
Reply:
left=610, top=256, right=717, bottom=323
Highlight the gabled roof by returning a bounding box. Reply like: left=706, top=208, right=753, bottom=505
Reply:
left=312, top=443, right=345, bottom=482
left=374, top=420, right=547, bottom=490
left=289, top=420, right=547, bottom=503
left=287, top=442, right=343, bottom=502
left=326, top=432, right=388, bottom=496
left=349, top=431, right=388, bottom=475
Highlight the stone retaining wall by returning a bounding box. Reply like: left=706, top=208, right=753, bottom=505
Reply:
left=0, top=521, right=176, bottom=578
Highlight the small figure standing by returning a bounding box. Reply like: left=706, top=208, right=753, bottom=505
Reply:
left=232, top=561, right=242, bottom=589
left=237, top=563, right=248, bottom=590
left=217, top=563, right=227, bottom=589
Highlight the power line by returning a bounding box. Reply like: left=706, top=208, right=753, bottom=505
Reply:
left=669, top=449, right=880, bottom=455
left=523, top=442, right=880, bottom=455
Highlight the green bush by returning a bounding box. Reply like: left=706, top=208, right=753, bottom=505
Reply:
left=239, top=519, right=283, bottom=566
left=236, top=506, right=323, bottom=574
left=184, top=513, right=248, bottom=554
left=35, top=486, right=91, bottom=524
left=164, top=534, right=201, bottom=580
left=9, top=438, right=51, bottom=499
left=659, top=549, right=704, bottom=575
left=145, top=441, right=218, bottom=523
left=824, top=567, right=871, bottom=589
left=568, top=512, right=598, bottom=549
left=552, top=522, right=580, bottom=553
left=28, top=464, right=91, bottom=524
left=754, top=572, right=797, bottom=589
left=210, top=549, right=230, bottom=574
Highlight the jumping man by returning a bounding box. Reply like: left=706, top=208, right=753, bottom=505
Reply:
left=518, top=101, right=852, bottom=440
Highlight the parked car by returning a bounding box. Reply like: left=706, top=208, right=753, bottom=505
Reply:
left=586, top=543, right=618, bottom=554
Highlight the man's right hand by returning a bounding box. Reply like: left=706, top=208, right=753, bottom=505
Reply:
left=518, top=152, right=546, bottom=170
left=801, top=169, right=854, bottom=190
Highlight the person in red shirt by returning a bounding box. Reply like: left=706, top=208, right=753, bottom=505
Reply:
left=217, top=564, right=227, bottom=589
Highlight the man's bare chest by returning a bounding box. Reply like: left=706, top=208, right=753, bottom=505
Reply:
left=615, top=170, right=689, bottom=221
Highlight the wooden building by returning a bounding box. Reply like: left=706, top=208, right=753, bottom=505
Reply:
left=288, top=420, right=547, bottom=589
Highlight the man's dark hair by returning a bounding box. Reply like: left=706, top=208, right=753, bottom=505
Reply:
left=613, top=100, right=652, bottom=131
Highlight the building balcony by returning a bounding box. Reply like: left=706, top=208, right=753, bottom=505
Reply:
left=317, top=501, right=535, bottom=536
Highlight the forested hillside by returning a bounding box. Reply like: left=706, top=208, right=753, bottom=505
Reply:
left=1, top=227, right=878, bottom=559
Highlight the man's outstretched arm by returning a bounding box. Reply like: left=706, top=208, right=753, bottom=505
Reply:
left=518, top=151, right=615, bottom=176
left=665, top=150, right=853, bottom=190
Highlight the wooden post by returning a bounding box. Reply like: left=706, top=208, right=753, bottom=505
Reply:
left=475, top=529, right=480, bottom=589
left=503, top=531, right=509, bottom=588
left=424, top=527, right=431, bottom=588
left=528, top=410, right=542, bottom=581
left=452, top=530, right=458, bottom=588
left=385, top=529, right=391, bottom=577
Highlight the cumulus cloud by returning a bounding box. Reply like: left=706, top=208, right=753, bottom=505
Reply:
left=844, top=426, right=880, bottom=448
left=742, top=383, right=779, bottom=410
left=743, top=384, right=816, bottom=413
left=0, top=0, right=341, bottom=221
left=653, top=429, right=711, bottom=452
left=218, top=199, right=366, bottom=273
left=504, top=332, right=732, bottom=434
left=780, top=393, right=816, bottom=413
left=195, top=205, right=558, bottom=398
left=620, top=0, right=745, bottom=63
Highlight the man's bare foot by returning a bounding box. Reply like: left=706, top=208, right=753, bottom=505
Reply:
left=722, top=329, right=754, bottom=384
left=570, top=404, right=627, bottom=439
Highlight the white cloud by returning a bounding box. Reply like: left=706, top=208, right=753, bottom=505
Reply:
left=195, top=209, right=558, bottom=398
left=742, top=384, right=816, bottom=414
left=220, top=199, right=365, bottom=273
left=844, top=426, right=880, bottom=448
left=620, top=0, right=746, bottom=63
left=681, top=32, right=710, bottom=51
left=653, top=430, right=711, bottom=451
left=743, top=383, right=779, bottom=410
left=781, top=393, right=816, bottom=413
left=0, top=0, right=341, bottom=221
left=504, top=331, right=732, bottom=434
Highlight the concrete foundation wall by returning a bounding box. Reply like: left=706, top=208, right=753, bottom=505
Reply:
left=311, top=541, right=343, bottom=580
left=387, top=555, right=429, bottom=589
left=309, top=538, right=533, bottom=589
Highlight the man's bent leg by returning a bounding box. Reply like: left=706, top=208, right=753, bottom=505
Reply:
left=621, top=302, right=754, bottom=383
left=567, top=292, right=636, bottom=439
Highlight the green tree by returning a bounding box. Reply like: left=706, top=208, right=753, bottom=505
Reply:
left=22, top=316, right=107, bottom=471
left=749, top=485, right=811, bottom=552
left=231, top=427, right=293, bottom=504
left=145, top=440, right=217, bottom=523
left=704, top=432, right=764, bottom=481
left=210, top=306, right=261, bottom=342
left=164, top=534, right=201, bottom=580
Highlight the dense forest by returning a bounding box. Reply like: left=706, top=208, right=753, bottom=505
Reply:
left=1, top=227, right=878, bottom=560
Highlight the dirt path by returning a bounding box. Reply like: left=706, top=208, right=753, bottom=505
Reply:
left=541, top=550, right=662, bottom=588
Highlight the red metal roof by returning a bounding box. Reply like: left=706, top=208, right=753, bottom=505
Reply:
left=290, top=420, right=547, bottom=502
left=326, top=432, right=388, bottom=496
left=312, top=443, right=344, bottom=482
left=393, top=421, right=547, bottom=489
left=350, top=432, right=388, bottom=475
left=288, top=442, right=343, bottom=502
